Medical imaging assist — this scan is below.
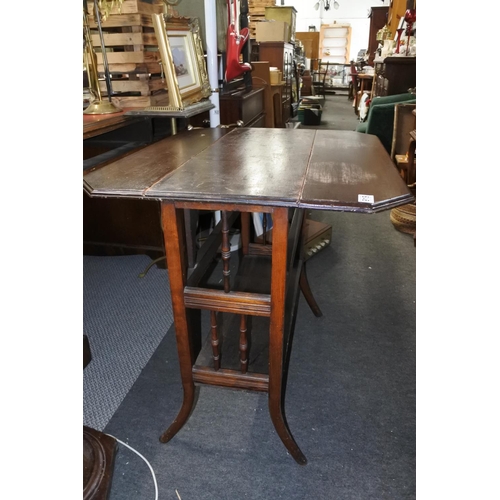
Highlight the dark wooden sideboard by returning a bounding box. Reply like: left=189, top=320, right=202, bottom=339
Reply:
left=219, top=86, right=265, bottom=127
left=374, top=56, right=416, bottom=96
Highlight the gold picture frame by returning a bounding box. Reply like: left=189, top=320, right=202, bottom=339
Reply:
left=152, top=14, right=211, bottom=110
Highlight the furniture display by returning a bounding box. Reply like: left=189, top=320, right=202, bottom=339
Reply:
left=356, top=92, right=416, bottom=154
left=319, top=23, right=352, bottom=65
left=257, top=41, right=296, bottom=124
left=367, top=6, right=389, bottom=66
left=374, top=56, right=416, bottom=97
left=84, top=127, right=413, bottom=465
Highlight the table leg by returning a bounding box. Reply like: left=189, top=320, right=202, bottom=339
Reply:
left=299, top=262, right=323, bottom=318
left=159, top=202, right=201, bottom=443
left=268, top=207, right=307, bottom=465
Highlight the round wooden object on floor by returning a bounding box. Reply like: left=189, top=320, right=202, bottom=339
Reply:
left=83, top=426, right=117, bottom=500
left=390, top=203, right=416, bottom=236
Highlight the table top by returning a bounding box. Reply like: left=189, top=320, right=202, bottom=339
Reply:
left=84, top=128, right=413, bottom=213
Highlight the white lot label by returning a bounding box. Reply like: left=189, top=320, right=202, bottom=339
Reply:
left=358, top=194, right=374, bottom=203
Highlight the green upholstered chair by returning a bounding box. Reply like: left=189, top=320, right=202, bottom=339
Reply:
left=356, top=93, right=416, bottom=154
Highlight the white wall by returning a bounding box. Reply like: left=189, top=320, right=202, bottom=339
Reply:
left=174, top=0, right=389, bottom=63
left=276, top=0, right=389, bottom=62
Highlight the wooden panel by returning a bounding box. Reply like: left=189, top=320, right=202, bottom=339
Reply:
left=147, top=128, right=316, bottom=205
left=300, top=130, right=412, bottom=212
left=87, top=0, right=163, bottom=16
left=84, top=128, right=230, bottom=196
left=85, top=129, right=414, bottom=213
left=219, top=87, right=265, bottom=126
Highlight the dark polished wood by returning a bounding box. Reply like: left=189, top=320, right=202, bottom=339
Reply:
left=84, top=128, right=231, bottom=266
left=85, top=128, right=413, bottom=464
left=83, top=426, right=117, bottom=500
left=219, top=87, right=265, bottom=127
left=375, top=56, right=416, bottom=97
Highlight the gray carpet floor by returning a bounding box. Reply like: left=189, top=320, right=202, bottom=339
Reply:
left=98, top=210, right=415, bottom=500
left=83, top=254, right=173, bottom=431
left=83, top=95, right=415, bottom=499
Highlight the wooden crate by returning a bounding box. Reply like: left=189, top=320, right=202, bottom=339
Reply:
left=248, top=0, right=274, bottom=39
left=86, top=0, right=163, bottom=17
left=110, top=91, right=169, bottom=109
left=99, top=73, right=166, bottom=96
left=86, top=1, right=167, bottom=107
left=88, top=15, right=162, bottom=75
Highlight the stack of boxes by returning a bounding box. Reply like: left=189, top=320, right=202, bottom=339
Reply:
left=255, top=6, right=297, bottom=43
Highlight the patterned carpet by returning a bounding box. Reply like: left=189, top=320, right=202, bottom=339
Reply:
left=83, top=254, right=173, bottom=430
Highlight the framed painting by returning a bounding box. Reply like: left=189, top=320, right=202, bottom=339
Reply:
left=152, top=14, right=211, bottom=110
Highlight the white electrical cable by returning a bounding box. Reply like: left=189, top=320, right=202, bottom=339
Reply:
left=106, top=434, right=159, bottom=500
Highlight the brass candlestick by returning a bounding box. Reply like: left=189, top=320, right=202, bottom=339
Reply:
left=83, top=0, right=121, bottom=114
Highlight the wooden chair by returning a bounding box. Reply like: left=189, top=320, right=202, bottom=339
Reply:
left=312, top=62, right=329, bottom=101
left=348, top=62, right=358, bottom=102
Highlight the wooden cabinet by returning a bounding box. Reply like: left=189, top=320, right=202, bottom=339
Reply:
left=257, top=41, right=295, bottom=124
left=219, top=86, right=266, bottom=127
left=319, top=23, right=351, bottom=65
left=367, top=6, right=389, bottom=66
left=374, top=56, right=416, bottom=96
left=296, top=31, right=319, bottom=62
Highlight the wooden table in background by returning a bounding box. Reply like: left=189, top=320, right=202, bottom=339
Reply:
left=84, top=128, right=413, bottom=465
